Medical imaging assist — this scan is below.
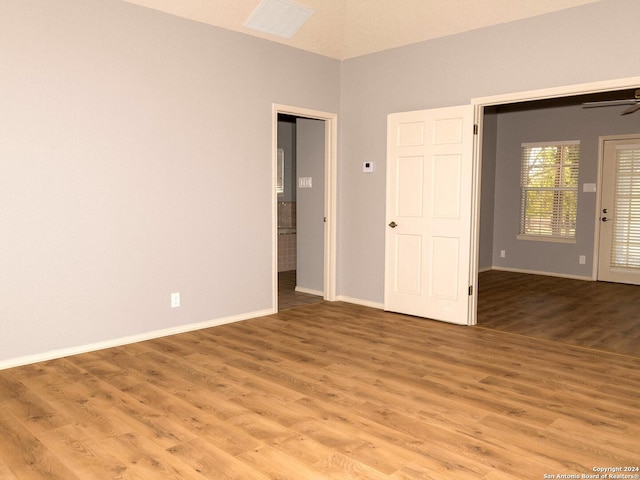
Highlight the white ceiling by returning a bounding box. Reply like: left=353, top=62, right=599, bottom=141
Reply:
left=121, top=0, right=601, bottom=60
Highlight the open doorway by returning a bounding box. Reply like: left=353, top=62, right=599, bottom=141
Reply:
left=277, top=114, right=325, bottom=310
left=477, top=87, right=640, bottom=279
left=272, top=104, right=337, bottom=312
left=472, top=77, right=640, bottom=355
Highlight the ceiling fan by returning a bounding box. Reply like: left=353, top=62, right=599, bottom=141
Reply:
left=582, top=89, right=640, bottom=115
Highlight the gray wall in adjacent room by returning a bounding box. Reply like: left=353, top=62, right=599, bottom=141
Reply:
left=490, top=103, right=640, bottom=278
left=296, top=118, right=326, bottom=294
left=479, top=110, right=498, bottom=271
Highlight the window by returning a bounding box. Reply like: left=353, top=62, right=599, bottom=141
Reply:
left=519, top=141, right=580, bottom=242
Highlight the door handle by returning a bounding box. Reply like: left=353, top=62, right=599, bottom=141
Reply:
left=602, top=217, right=610, bottom=222
left=388, top=221, right=397, bottom=228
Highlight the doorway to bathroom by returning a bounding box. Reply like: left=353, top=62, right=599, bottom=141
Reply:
left=272, top=105, right=337, bottom=311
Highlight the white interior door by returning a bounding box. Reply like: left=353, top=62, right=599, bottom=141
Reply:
left=597, top=136, right=640, bottom=285
left=384, top=105, right=474, bottom=324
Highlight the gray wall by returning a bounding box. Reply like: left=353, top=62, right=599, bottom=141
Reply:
left=338, top=0, right=640, bottom=304
left=489, top=103, right=640, bottom=277
left=296, top=118, right=325, bottom=293
left=479, top=111, right=498, bottom=271
left=2, top=0, right=640, bottom=365
left=0, top=0, right=340, bottom=364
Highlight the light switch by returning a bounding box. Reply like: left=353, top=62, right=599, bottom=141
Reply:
left=298, top=177, right=312, bottom=188
left=363, top=161, right=374, bottom=173
left=583, top=183, right=597, bottom=193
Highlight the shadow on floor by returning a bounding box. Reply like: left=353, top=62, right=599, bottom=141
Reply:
left=278, top=270, right=324, bottom=311
left=477, top=269, right=640, bottom=358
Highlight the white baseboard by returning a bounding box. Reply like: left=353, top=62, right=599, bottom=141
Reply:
left=489, top=266, right=593, bottom=281
left=294, top=286, right=324, bottom=296
left=336, top=295, right=384, bottom=310
left=0, top=308, right=275, bottom=371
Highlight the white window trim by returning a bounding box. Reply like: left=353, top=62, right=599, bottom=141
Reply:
left=517, top=234, right=576, bottom=244
left=521, top=140, right=580, bottom=148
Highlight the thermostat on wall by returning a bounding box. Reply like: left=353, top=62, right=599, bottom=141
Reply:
left=363, top=161, right=374, bottom=173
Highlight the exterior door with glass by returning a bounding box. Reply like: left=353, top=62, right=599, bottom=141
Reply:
left=597, top=136, right=640, bottom=285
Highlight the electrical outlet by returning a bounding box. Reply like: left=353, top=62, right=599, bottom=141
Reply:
left=579, top=255, right=586, bottom=265
left=500, top=250, right=506, bottom=258
left=171, top=292, right=180, bottom=308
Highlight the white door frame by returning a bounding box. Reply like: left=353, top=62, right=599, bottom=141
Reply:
left=272, top=104, right=338, bottom=310
left=470, top=75, right=640, bottom=325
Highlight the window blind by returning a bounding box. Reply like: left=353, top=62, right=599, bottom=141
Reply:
left=520, top=141, right=580, bottom=238
left=611, top=145, right=640, bottom=269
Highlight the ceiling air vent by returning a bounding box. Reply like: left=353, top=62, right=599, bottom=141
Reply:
left=243, top=0, right=314, bottom=39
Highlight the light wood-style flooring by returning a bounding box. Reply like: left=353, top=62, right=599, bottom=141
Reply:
left=1, top=301, right=639, bottom=479
left=477, top=269, right=640, bottom=358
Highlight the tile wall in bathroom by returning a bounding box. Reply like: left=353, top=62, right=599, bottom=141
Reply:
left=278, top=201, right=296, bottom=272
left=278, top=201, right=296, bottom=228
left=278, top=233, right=296, bottom=272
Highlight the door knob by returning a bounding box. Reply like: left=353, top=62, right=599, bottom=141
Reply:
left=602, top=217, right=609, bottom=222
left=388, top=221, right=397, bottom=228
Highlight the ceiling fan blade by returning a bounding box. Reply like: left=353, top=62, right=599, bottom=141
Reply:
left=621, top=103, right=640, bottom=115
left=582, top=99, right=638, bottom=108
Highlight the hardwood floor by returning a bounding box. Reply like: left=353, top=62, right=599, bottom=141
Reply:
left=478, top=269, right=640, bottom=358
left=1, top=301, right=639, bottom=478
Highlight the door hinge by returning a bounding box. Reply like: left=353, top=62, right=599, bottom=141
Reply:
left=468, top=285, right=473, bottom=296
left=473, top=124, right=478, bottom=135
